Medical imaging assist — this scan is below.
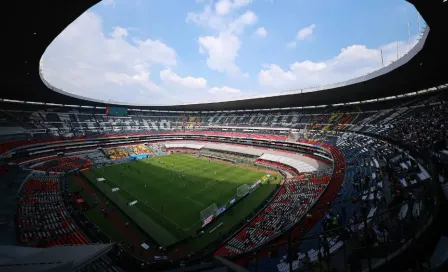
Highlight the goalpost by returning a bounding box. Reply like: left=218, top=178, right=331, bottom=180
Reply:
left=237, top=184, right=249, bottom=197
left=200, top=203, right=218, bottom=222
left=199, top=183, right=259, bottom=226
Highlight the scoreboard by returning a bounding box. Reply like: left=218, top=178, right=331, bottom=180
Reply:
left=106, top=106, right=128, bottom=116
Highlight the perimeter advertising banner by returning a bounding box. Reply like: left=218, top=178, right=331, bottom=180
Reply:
left=202, top=215, right=214, bottom=227
left=216, top=205, right=226, bottom=216
left=249, top=180, right=262, bottom=190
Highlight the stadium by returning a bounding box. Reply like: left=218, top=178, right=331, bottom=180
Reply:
left=2, top=0, right=447, bottom=271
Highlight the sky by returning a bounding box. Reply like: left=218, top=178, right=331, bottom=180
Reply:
left=41, top=0, right=425, bottom=105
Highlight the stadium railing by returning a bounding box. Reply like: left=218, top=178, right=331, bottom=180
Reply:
left=227, top=136, right=443, bottom=272
left=233, top=185, right=440, bottom=272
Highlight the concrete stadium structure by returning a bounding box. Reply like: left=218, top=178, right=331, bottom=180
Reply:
left=1, top=0, right=447, bottom=271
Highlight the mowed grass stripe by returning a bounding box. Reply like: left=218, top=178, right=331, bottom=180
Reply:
left=83, top=170, right=178, bottom=246
left=88, top=167, right=197, bottom=238
left=84, top=154, right=276, bottom=248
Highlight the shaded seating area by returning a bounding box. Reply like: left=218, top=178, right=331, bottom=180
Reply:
left=31, top=156, right=92, bottom=172
left=16, top=172, right=90, bottom=247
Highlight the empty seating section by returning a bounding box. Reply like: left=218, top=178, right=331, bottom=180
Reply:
left=150, top=143, right=166, bottom=156
left=71, top=150, right=110, bottom=165
left=0, top=166, right=30, bottom=245
left=200, top=150, right=257, bottom=164
left=215, top=171, right=330, bottom=255
left=17, top=172, right=89, bottom=246
left=255, top=159, right=300, bottom=176
left=258, top=154, right=317, bottom=172
left=31, top=156, right=92, bottom=172
left=164, top=143, right=204, bottom=152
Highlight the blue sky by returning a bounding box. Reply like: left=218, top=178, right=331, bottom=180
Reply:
left=42, top=0, right=424, bottom=105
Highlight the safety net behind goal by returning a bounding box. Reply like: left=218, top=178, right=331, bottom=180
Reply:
left=237, top=184, right=249, bottom=197
left=200, top=203, right=218, bottom=222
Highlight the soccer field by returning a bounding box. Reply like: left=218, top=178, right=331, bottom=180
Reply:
left=82, top=154, right=279, bottom=248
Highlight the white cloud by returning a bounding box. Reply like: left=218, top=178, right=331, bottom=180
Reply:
left=199, top=33, right=241, bottom=74
left=286, top=41, right=296, bottom=48
left=227, top=10, right=257, bottom=35
left=41, top=11, right=181, bottom=104
left=160, top=69, right=207, bottom=89
left=254, top=27, right=267, bottom=37
left=133, top=39, right=177, bottom=67
left=102, top=0, right=115, bottom=7
left=105, top=69, right=162, bottom=92
left=296, top=24, right=316, bottom=40
left=286, top=24, right=316, bottom=49
left=215, top=0, right=253, bottom=15
left=111, top=26, right=127, bottom=39
left=187, top=5, right=226, bottom=31
left=259, top=37, right=419, bottom=91
left=187, top=1, right=256, bottom=76
left=187, top=6, right=257, bottom=40
left=209, top=86, right=241, bottom=94
left=41, top=11, right=245, bottom=105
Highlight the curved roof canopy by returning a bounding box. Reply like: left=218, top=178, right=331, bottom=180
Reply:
left=13, top=0, right=448, bottom=111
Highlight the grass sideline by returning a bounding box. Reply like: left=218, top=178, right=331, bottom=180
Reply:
left=68, top=175, right=153, bottom=246
left=81, top=154, right=280, bottom=248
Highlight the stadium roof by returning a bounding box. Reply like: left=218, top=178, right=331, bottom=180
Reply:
left=0, top=244, right=113, bottom=272
left=13, top=0, right=448, bottom=111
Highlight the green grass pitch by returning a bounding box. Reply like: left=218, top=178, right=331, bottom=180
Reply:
left=82, top=154, right=280, bottom=248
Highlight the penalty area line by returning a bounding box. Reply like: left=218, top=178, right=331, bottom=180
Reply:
left=95, top=169, right=191, bottom=233
left=186, top=197, right=206, bottom=207
left=123, top=190, right=189, bottom=233
left=185, top=220, right=201, bottom=231
left=189, top=175, right=231, bottom=198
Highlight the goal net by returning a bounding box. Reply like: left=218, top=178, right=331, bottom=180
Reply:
left=200, top=203, right=218, bottom=222
left=237, top=184, right=249, bottom=197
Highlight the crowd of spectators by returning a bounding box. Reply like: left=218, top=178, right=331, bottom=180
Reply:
left=381, top=102, right=447, bottom=154
left=123, top=144, right=152, bottom=156
left=269, top=131, right=434, bottom=272
left=105, top=148, right=129, bottom=160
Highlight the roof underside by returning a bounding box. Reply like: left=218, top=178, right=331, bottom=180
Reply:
left=12, top=0, right=448, bottom=111
left=0, top=244, right=113, bottom=271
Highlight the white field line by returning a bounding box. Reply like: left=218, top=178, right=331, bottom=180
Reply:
left=127, top=190, right=188, bottom=232
left=187, top=197, right=206, bottom=207
left=185, top=220, right=201, bottom=231
left=188, top=175, right=232, bottom=198
left=97, top=172, right=189, bottom=232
